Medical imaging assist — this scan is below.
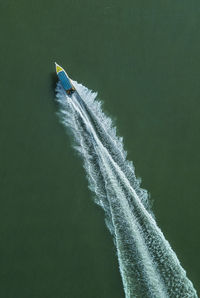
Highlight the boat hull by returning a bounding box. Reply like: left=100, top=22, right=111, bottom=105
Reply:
left=55, top=63, right=75, bottom=94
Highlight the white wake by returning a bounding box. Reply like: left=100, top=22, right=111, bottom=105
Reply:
left=55, top=81, right=197, bottom=298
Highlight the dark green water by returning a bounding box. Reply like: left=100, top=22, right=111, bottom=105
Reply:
left=0, top=1, right=200, bottom=297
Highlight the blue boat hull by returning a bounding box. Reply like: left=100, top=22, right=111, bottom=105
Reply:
left=55, top=63, right=75, bottom=95
left=58, top=70, right=73, bottom=91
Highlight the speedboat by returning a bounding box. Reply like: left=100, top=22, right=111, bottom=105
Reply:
left=55, top=62, right=75, bottom=95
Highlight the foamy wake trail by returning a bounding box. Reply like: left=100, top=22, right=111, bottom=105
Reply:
left=55, top=81, right=197, bottom=298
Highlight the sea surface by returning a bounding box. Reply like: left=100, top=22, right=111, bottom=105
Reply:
left=0, top=1, right=200, bottom=297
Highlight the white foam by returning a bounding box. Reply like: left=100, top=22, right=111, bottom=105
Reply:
left=55, top=81, right=197, bottom=298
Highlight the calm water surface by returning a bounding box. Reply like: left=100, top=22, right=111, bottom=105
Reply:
left=0, top=0, right=200, bottom=297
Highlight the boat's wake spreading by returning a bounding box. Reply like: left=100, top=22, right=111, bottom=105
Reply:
left=55, top=81, right=197, bottom=298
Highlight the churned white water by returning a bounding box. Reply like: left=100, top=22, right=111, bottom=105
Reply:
left=55, top=80, right=197, bottom=298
